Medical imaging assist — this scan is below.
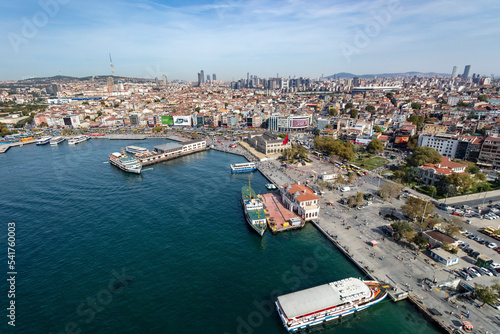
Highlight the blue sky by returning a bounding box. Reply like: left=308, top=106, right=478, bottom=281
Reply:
left=1, top=0, right=499, bottom=81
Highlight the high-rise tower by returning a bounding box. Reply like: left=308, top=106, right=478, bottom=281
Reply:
left=451, top=66, right=458, bottom=78
left=462, top=65, right=471, bottom=79
left=200, top=70, right=205, bottom=84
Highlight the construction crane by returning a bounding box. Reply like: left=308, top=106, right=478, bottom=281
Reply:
left=109, top=53, right=114, bottom=77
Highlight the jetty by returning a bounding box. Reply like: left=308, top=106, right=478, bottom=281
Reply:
left=107, top=134, right=146, bottom=140
left=261, top=193, right=304, bottom=233
left=137, top=139, right=208, bottom=166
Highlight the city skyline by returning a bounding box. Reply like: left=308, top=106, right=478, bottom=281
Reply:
left=1, top=0, right=499, bottom=81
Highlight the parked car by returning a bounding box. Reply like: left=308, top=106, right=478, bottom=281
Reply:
left=468, top=267, right=481, bottom=277
left=470, top=251, right=481, bottom=259
left=478, top=267, right=493, bottom=276
left=458, top=270, right=472, bottom=280
left=487, top=242, right=498, bottom=248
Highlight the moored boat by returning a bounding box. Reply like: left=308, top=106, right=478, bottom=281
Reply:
left=231, top=162, right=257, bottom=173
left=36, top=137, right=52, bottom=145
left=241, top=181, right=267, bottom=236
left=276, top=278, right=388, bottom=332
left=68, top=135, right=89, bottom=145
left=50, top=136, right=65, bottom=145
left=265, top=183, right=277, bottom=190
left=109, top=150, right=142, bottom=174
left=125, top=145, right=148, bottom=155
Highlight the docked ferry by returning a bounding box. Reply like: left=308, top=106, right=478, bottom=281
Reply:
left=36, top=137, right=52, bottom=145
left=50, top=136, right=65, bottom=145
left=276, top=278, right=387, bottom=332
left=230, top=162, right=257, bottom=173
left=109, top=151, right=142, bottom=174
left=241, top=181, right=267, bottom=236
left=68, top=135, right=89, bottom=145
left=125, top=145, right=148, bottom=155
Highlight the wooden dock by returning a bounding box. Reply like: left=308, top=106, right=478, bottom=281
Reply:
left=107, top=135, right=146, bottom=140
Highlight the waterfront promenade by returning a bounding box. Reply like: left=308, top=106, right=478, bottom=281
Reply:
left=246, top=156, right=499, bottom=334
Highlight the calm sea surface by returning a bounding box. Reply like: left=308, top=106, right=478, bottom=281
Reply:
left=0, top=139, right=441, bottom=333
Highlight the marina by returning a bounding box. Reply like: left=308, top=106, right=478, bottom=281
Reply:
left=0, top=139, right=442, bottom=334
left=137, top=139, right=207, bottom=166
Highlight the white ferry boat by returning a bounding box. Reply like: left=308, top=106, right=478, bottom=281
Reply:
left=230, top=162, right=257, bottom=173
left=68, top=135, right=89, bottom=145
left=276, top=278, right=387, bottom=332
left=241, top=181, right=266, bottom=236
left=50, top=136, right=65, bottom=146
left=265, top=183, right=277, bottom=190
left=109, top=151, right=142, bottom=174
left=125, top=145, right=148, bottom=155
left=36, top=136, right=52, bottom=145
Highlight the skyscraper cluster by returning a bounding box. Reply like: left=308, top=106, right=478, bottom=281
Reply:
left=197, top=70, right=216, bottom=86
left=450, top=65, right=471, bottom=79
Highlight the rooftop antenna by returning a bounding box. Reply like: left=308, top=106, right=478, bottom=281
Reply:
left=109, top=53, right=115, bottom=77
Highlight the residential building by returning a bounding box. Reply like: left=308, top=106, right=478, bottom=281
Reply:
left=418, top=156, right=467, bottom=186
left=477, top=136, right=500, bottom=169
left=418, top=133, right=459, bottom=158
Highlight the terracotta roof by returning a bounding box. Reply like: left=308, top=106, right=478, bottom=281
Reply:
left=282, top=184, right=319, bottom=202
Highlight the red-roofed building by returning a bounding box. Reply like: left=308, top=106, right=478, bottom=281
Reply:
left=280, top=183, right=320, bottom=221
left=419, top=157, right=467, bottom=186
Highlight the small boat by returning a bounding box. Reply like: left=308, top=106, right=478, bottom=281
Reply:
left=265, top=183, right=277, bottom=190
left=125, top=145, right=148, bottom=155
left=50, top=136, right=65, bottom=145
left=36, top=136, right=51, bottom=145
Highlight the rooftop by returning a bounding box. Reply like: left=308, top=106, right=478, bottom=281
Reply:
left=277, top=278, right=371, bottom=319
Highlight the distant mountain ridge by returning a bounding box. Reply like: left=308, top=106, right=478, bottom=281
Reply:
left=326, top=72, right=450, bottom=79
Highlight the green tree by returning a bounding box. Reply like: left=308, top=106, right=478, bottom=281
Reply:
left=446, top=173, right=474, bottom=194
left=377, top=183, right=402, bottom=201
left=478, top=95, right=488, bottom=102
left=443, top=219, right=461, bottom=237
left=475, top=172, right=487, bottom=181
left=356, top=192, right=364, bottom=206
left=391, top=221, right=414, bottom=242
left=412, top=235, right=429, bottom=249
left=456, top=102, right=468, bottom=107
left=386, top=92, right=394, bottom=99
left=411, top=102, right=422, bottom=110
left=428, top=185, right=437, bottom=197
left=345, top=102, right=354, bottom=109
left=401, top=197, right=434, bottom=221
left=373, top=125, right=383, bottom=133
left=407, top=147, right=441, bottom=166
left=349, top=109, right=358, bottom=119
left=325, top=124, right=333, bottom=129
left=347, top=195, right=357, bottom=208
left=402, top=167, right=420, bottom=184
left=466, top=164, right=480, bottom=174
left=366, top=105, right=375, bottom=112
left=474, top=283, right=499, bottom=307
left=328, top=108, right=338, bottom=116
left=366, top=139, right=384, bottom=153
left=407, top=115, right=424, bottom=129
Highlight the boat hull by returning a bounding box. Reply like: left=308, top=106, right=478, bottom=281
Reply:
left=109, top=158, right=142, bottom=174
left=276, top=280, right=388, bottom=332
left=241, top=197, right=266, bottom=236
